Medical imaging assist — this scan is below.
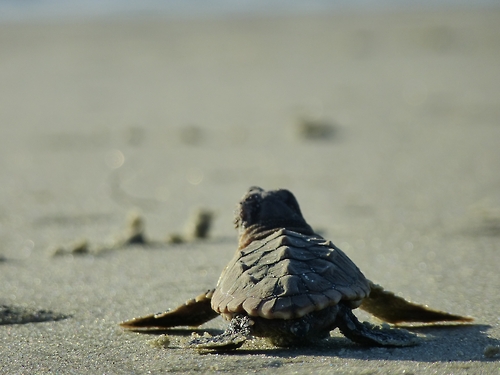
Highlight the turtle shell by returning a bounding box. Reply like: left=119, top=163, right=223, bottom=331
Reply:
left=212, top=229, right=371, bottom=320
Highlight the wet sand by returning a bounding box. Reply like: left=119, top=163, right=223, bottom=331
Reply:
left=1, top=8, right=500, bottom=374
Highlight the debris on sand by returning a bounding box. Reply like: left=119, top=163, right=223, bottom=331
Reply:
left=51, top=239, right=90, bottom=256
left=167, top=209, right=215, bottom=244
left=166, top=233, right=186, bottom=244
left=119, top=211, right=147, bottom=246
left=148, top=334, right=171, bottom=348
left=186, top=209, right=214, bottom=240
left=179, top=125, right=204, bottom=145
left=296, top=118, right=336, bottom=140
left=50, top=208, right=215, bottom=256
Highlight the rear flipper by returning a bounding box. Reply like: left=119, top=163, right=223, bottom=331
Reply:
left=337, top=304, right=419, bottom=347
left=120, top=289, right=218, bottom=329
left=189, top=314, right=252, bottom=351
left=360, top=282, right=473, bottom=324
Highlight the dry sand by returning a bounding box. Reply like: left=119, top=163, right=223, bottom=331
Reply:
left=1, top=8, right=500, bottom=374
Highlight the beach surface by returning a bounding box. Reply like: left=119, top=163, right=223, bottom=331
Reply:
left=1, top=7, right=499, bottom=374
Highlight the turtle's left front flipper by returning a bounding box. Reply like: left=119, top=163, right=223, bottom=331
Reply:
left=360, top=282, right=473, bottom=324
left=120, top=289, right=218, bottom=329
left=189, top=314, right=252, bottom=351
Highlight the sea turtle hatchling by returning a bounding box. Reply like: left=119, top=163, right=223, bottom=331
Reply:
left=120, top=187, right=472, bottom=351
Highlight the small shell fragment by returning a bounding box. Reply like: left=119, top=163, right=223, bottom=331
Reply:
left=148, top=334, right=171, bottom=348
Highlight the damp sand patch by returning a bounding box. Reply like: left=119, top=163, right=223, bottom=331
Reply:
left=0, top=305, right=69, bottom=325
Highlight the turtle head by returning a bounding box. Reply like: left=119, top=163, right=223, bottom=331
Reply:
left=234, top=187, right=314, bottom=243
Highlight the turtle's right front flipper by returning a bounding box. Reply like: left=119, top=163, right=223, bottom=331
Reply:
left=336, top=304, right=419, bottom=347
left=360, top=283, right=473, bottom=324
left=120, top=289, right=218, bottom=330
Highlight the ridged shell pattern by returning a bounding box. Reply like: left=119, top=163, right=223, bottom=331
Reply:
left=212, top=229, right=371, bottom=320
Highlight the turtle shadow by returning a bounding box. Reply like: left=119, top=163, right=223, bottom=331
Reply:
left=192, top=324, right=497, bottom=362
left=125, top=328, right=222, bottom=337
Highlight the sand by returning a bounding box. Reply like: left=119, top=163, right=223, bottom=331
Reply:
left=1, top=7, right=499, bottom=374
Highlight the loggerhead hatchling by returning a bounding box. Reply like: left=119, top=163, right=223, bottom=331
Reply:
left=120, top=187, right=472, bottom=351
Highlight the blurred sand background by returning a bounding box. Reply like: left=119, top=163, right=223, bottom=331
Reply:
left=1, top=4, right=500, bottom=374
